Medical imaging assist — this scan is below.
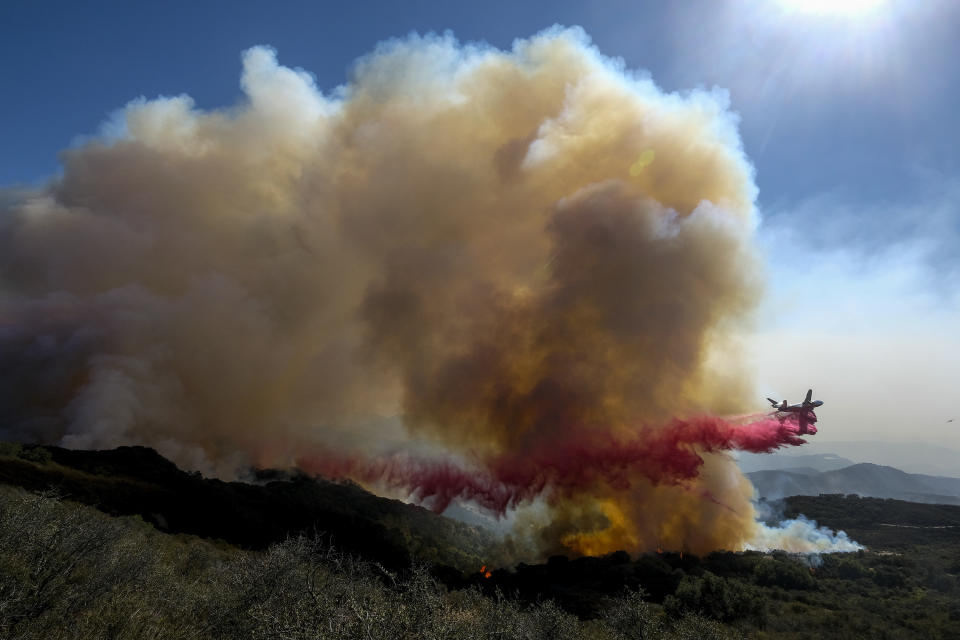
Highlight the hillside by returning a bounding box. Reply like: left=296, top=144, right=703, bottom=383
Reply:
left=738, top=442, right=960, bottom=477
left=0, top=442, right=498, bottom=571
left=3, top=485, right=959, bottom=639
left=736, top=453, right=855, bottom=474
left=749, top=463, right=960, bottom=505
left=1, top=443, right=960, bottom=638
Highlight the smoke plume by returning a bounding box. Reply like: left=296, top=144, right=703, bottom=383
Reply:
left=1, top=28, right=835, bottom=556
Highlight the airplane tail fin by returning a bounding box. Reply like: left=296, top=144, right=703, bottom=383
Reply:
left=767, top=397, right=779, bottom=408
left=805, top=389, right=813, bottom=404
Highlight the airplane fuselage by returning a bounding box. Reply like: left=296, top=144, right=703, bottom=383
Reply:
left=767, top=390, right=822, bottom=435
left=777, top=400, right=822, bottom=413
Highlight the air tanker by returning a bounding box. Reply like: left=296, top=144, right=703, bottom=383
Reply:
left=766, top=389, right=822, bottom=435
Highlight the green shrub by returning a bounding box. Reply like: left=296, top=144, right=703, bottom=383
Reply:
left=0, top=442, right=22, bottom=458
left=16, top=446, right=52, bottom=464
left=835, top=557, right=868, bottom=580
left=752, top=558, right=817, bottom=590
left=665, top=572, right=764, bottom=625
left=601, top=588, right=664, bottom=640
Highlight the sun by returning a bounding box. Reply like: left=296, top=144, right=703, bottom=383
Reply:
left=776, top=0, right=887, bottom=16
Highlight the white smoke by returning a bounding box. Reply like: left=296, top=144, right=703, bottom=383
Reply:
left=747, top=515, right=863, bottom=553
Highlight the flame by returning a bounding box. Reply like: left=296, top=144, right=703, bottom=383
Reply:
left=560, top=499, right=638, bottom=556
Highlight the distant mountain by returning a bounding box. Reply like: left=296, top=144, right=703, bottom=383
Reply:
left=749, top=463, right=960, bottom=505
left=736, top=452, right=855, bottom=474
left=740, top=441, right=960, bottom=478
left=773, top=466, right=821, bottom=476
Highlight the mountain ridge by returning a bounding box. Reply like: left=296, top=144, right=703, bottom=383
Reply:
left=749, top=462, right=960, bottom=505
left=0, top=442, right=499, bottom=571
left=737, top=441, right=960, bottom=477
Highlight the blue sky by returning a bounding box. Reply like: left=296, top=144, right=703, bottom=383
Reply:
left=2, top=0, right=958, bottom=448
left=4, top=0, right=958, bottom=204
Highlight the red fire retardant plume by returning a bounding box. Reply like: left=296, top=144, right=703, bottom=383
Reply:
left=297, top=412, right=812, bottom=515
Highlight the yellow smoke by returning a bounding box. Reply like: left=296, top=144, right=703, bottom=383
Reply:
left=0, top=27, right=771, bottom=556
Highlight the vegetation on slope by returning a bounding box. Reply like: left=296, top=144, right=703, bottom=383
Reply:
left=0, top=486, right=734, bottom=640
left=1, top=444, right=959, bottom=639
left=0, top=442, right=497, bottom=570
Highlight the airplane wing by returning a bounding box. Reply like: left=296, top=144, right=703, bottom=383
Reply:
left=766, top=397, right=779, bottom=408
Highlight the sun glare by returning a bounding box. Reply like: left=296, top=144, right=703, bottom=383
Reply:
left=777, top=0, right=887, bottom=16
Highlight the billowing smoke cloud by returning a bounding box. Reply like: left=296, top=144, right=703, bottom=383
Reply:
left=748, top=515, right=862, bottom=554
left=0, top=27, right=840, bottom=556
